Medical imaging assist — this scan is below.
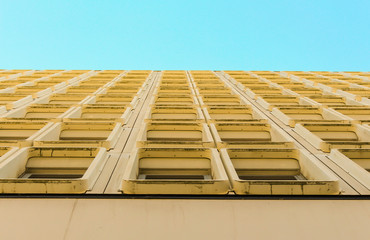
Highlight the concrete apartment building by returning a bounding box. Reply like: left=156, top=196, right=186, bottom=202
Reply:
left=0, top=69, right=369, bottom=239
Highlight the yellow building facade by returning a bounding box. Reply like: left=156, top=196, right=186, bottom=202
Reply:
left=0, top=69, right=369, bottom=239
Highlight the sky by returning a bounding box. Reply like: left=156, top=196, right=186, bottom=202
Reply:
left=0, top=0, right=369, bottom=71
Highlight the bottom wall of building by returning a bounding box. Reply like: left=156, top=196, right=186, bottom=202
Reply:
left=0, top=198, right=369, bottom=240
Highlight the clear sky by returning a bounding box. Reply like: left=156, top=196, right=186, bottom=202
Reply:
left=0, top=0, right=369, bottom=71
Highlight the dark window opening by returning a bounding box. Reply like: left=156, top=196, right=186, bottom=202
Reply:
left=139, top=174, right=211, bottom=180
left=238, top=174, right=306, bottom=181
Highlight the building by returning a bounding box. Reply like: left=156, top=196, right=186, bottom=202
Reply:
left=0, top=69, right=369, bottom=239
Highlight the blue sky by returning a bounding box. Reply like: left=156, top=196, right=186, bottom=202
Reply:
left=0, top=0, right=369, bottom=71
